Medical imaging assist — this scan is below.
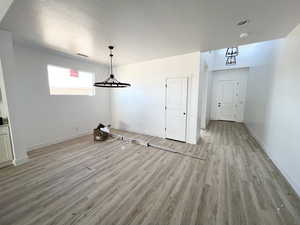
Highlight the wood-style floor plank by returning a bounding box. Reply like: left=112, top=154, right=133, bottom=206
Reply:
left=0, top=121, right=299, bottom=225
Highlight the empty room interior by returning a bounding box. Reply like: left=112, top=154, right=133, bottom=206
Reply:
left=1, top=0, right=300, bottom=224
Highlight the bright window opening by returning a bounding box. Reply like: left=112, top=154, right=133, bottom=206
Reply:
left=47, top=65, right=95, bottom=96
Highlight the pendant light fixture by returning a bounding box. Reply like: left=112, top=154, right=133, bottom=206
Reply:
left=225, top=47, right=239, bottom=65
left=225, top=47, right=239, bottom=57
left=226, top=56, right=237, bottom=65
left=94, top=46, right=131, bottom=88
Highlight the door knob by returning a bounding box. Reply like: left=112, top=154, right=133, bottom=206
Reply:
left=183, top=112, right=186, bottom=115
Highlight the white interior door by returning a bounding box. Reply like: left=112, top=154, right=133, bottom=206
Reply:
left=165, top=77, right=188, bottom=142
left=216, top=80, right=238, bottom=121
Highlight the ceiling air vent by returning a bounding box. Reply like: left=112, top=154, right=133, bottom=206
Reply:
left=77, top=53, right=89, bottom=58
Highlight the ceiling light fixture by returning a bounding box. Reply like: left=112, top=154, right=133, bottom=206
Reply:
left=94, top=46, right=131, bottom=88
left=237, top=19, right=249, bottom=26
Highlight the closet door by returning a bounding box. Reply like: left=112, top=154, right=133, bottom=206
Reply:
left=165, top=77, right=188, bottom=142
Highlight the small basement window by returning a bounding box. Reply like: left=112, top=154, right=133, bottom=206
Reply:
left=47, top=65, right=95, bottom=96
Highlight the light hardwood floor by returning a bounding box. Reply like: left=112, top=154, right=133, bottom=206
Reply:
left=0, top=121, right=299, bottom=225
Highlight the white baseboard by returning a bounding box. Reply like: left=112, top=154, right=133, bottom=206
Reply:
left=245, top=124, right=300, bottom=197
left=14, top=157, right=30, bottom=166
left=27, top=131, right=92, bottom=151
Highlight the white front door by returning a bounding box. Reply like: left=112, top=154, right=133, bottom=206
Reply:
left=216, top=80, right=238, bottom=121
left=211, top=68, right=248, bottom=122
left=165, top=77, right=188, bottom=142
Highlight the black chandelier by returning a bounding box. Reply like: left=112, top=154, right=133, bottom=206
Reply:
left=225, top=47, right=239, bottom=65
left=226, top=55, right=237, bottom=65
left=226, top=47, right=239, bottom=57
left=94, top=46, right=131, bottom=88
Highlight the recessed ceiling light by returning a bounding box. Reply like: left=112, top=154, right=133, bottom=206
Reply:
left=237, top=19, right=250, bottom=26
left=77, top=53, right=89, bottom=58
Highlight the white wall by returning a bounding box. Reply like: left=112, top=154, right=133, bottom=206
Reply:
left=111, top=52, right=201, bottom=144
left=0, top=30, right=111, bottom=163
left=13, top=43, right=111, bottom=152
left=244, top=27, right=300, bottom=195
left=199, top=52, right=214, bottom=129
left=0, top=62, right=8, bottom=118
left=0, top=0, right=13, bottom=22
left=205, top=72, right=213, bottom=125
left=244, top=40, right=281, bottom=143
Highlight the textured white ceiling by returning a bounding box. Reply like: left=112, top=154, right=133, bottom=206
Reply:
left=1, top=0, right=300, bottom=64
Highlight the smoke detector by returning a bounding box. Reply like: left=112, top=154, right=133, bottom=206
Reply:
left=240, top=33, right=249, bottom=39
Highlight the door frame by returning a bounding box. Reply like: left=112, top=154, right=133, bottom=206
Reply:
left=0, top=59, right=15, bottom=166
left=164, top=77, right=188, bottom=142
